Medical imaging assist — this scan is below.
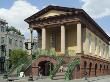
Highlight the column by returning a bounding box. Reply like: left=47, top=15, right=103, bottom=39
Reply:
left=42, top=28, right=46, bottom=49
left=77, top=23, right=82, bottom=53
left=61, top=25, right=65, bottom=54
left=109, top=42, right=110, bottom=60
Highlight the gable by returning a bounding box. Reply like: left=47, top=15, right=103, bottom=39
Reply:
left=39, top=10, right=70, bottom=18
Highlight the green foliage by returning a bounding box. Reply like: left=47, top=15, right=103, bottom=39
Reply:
left=65, top=58, right=80, bottom=80
left=6, top=26, right=23, bottom=35
left=49, top=57, right=64, bottom=79
left=8, top=49, right=28, bottom=74
left=10, top=49, right=28, bottom=65
left=32, top=48, right=58, bottom=60
left=65, top=50, right=75, bottom=56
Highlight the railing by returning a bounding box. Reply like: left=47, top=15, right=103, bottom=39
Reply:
left=65, top=58, right=80, bottom=80
left=49, top=57, right=64, bottom=79
left=9, top=49, right=64, bottom=77
left=8, top=57, right=29, bottom=75
left=19, top=57, right=31, bottom=74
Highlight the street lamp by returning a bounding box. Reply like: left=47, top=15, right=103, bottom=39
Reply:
left=28, top=27, right=34, bottom=81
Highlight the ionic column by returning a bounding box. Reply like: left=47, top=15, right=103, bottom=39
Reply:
left=61, top=25, right=65, bottom=54
left=77, top=23, right=82, bottom=53
left=42, top=28, right=46, bottom=49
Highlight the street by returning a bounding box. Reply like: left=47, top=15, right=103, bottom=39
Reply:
left=0, top=75, right=110, bottom=82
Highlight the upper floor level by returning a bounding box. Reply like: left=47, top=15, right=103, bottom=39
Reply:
left=25, top=5, right=110, bottom=61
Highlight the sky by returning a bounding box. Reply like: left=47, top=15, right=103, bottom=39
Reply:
left=0, top=0, right=110, bottom=39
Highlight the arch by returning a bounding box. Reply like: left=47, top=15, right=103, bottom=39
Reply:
left=83, top=61, right=87, bottom=76
left=103, top=65, right=105, bottom=74
left=95, top=63, right=97, bottom=76
left=84, top=61, right=87, bottom=69
left=107, top=65, right=108, bottom=74
left=33, top=56, right=58, bottom=67
left=100, top=64, right=102, bottom=72
left=31, top=56, right=58, bottom=76
left=99, top=64, right=102, bottom=75
left=38, top=61, right=53, bottom=76
left=72, top=65, right=80, bottom=79
left=89, top=62, right=92, bottom=77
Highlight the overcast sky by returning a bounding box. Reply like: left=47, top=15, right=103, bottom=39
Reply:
left=0, top=0, right=110, bottom=39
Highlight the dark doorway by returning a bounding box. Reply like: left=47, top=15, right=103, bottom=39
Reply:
left=84, top=61, right=87, bottom=74
left=89, top=62, right=92, bottom=77
left=95, top=63, right=97, bottom=76
left=38, top=61, right=53, bottom=76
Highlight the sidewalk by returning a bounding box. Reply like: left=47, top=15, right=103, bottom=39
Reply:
left=0, top=75, right=110, bottom=82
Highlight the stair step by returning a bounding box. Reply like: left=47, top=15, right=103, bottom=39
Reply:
left=56, top=72, right=65, bottom=76
left=53, top=75, right=65, bottom=80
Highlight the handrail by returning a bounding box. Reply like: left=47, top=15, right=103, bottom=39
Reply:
left=49, top=57, right=64, bottom=79
left=65, top=58, right=80, bottom=80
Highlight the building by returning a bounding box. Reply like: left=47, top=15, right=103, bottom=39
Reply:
left=25, top=5, right=110, bottom=80
left=0, top=18, right=24, bottom=73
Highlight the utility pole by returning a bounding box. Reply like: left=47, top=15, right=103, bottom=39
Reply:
left=28, top=27, right=34, bottom=81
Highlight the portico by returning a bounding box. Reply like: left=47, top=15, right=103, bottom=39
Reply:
left=37, top=22, right=82, bottom=55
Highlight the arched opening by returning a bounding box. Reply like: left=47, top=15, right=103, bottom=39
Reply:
left=95, top=63, right=97, bottom=76
left=38, top=61, right=53, bottom=76
left=72, top=65, right=80, bottom=79
left=84, top=61, right=87, bottom=76
left=107, top=65, right=108, bottom=74
left=89, top=62, right=92, bottom=77
left=100, top=64, right=102, bottom=75
left=104, top=65, right=105, bottom=74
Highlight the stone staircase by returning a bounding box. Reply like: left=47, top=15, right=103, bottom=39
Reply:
left=53, top=71, right=65, bottom=80
left=52, top=56, right=75, bottom=80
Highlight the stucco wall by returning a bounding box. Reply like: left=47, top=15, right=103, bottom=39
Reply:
left=46, top=29, right=51, bottom=49
left=66, top=25, right=77, bottom=56
left=83, top=28, right=109, bottom=60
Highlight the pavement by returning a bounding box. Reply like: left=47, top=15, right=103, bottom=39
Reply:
left=0, top=75, right=110, bottom=82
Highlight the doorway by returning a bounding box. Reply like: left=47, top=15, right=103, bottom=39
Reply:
left=38, top=61, right=53, bottom=76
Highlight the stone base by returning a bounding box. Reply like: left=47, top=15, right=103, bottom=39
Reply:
left=24, top=54, right=110, bottom=80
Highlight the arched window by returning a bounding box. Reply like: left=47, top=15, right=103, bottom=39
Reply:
left=100, top=64, right=102, bottom=72
left=95, top=63, right=97, bottom=76
left=84, top=61, right=87, bottom=73
left=89, top=62, right=92, bottom=76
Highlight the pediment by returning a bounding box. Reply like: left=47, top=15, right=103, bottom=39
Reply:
left=39, top=10, right=70, bottom=18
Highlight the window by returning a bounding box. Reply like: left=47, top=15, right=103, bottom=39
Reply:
left=19, top=41, right=23, bottom=47
left=1, top=27, right=5, bottom=32
left=1, top=37, right=5, bottom=43
left=9, top=38, right=12, bottom=44
left=15, top=40, right=18, bottom=46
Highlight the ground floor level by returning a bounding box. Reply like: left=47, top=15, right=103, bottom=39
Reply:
left=24, top=54, right=110, bottom=80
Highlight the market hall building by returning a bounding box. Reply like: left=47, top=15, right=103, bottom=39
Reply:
left=25, top=5, right=110, bottom=80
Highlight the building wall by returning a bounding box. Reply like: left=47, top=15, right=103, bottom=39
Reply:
left=66, top=25, right=77, bottom=56
left=46, top=28, right=51, bottom=49
left=0, top=21, right=24, bottom=57
left=83, top=28, right=109, bottom=60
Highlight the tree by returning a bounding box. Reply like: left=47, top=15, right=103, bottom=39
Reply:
left=6, top=26, right=23, bottom=36
left=10, top=49, right=28, bottom=65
